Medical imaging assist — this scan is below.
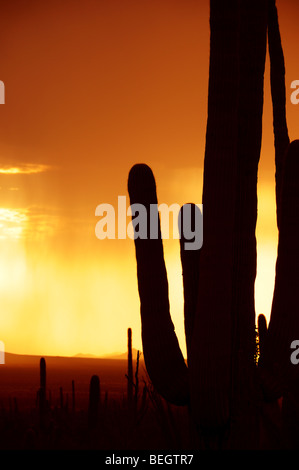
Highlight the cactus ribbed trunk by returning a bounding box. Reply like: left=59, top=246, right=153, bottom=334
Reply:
left=189, top=0, right=267, bottom=436
left=189, top=0, right=240, bottom=433
left=230, top=0, right=267, bottom=446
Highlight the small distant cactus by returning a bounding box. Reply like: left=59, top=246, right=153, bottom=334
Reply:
left=88, top=375, right=101, bottom=429
left=134, top=350, right=140, bottom=409
left=39, top=357, right=46, bottom=428
left=59, top=386, right=63, bottom=410
left=72, top=379, right=75, bottom=413
left=126, top=329, right=144, bottom=415
left=127, top=328, right=134, bottom=407
left=40, top=357, right=46, bottom=399
left=125, top=329, right=148, bottom=422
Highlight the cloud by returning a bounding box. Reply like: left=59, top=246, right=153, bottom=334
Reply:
left=0, top=206, right=60, bottom=241
left=0, top=163, right=50, bottom=175
left=0, top=208, right=28, bottom=239
left=0, top=204, right=92, bottom=243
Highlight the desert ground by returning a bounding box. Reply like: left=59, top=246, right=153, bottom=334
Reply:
left=0, top=352, right=129, bottom=410
left=0, top=351, right=190, bottom=450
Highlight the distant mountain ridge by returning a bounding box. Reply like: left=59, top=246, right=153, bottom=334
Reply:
left=73, top=353, right=99, bottom=358
left=103, top=348, right=141, bottom=360
left=1, top=348, right=142, bottom=364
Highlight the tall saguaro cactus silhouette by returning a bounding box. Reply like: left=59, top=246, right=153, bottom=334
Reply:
left=127, top=0, right=299, bottom=448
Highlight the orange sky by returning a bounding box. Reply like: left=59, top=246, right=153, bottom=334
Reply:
left=0, top=0, right=298, bottom=358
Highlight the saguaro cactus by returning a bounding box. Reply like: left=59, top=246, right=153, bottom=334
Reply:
left=40, top=357, right=46, bottom=397
left=127, top=0, right=299, bottom=449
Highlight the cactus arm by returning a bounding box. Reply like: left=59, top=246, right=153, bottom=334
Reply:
left=128, top=164, right=189, bottom=406
left=268, top=0, right=290, bottom=227
left=258, top=0, right=294, bottom=404
left=260, top=141, right=299, bottom=400
left=258, top=0, right=292, bottom=402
